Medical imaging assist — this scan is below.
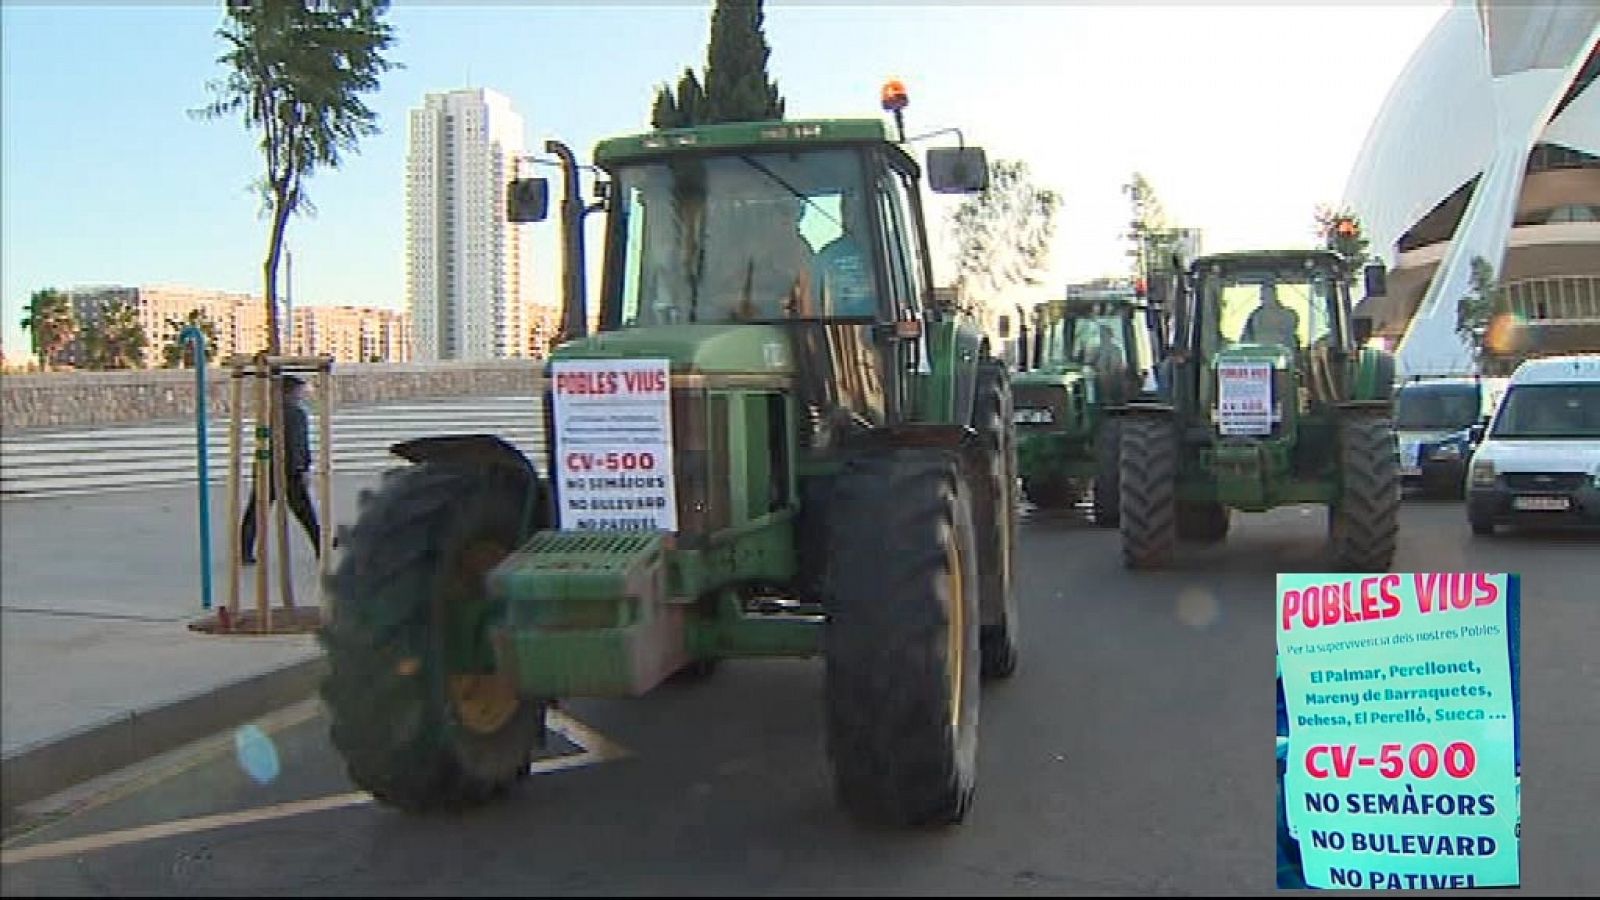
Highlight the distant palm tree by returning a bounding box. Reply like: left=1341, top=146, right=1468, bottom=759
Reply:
left=80, top=299, right=147, bottom=370
left=19, top=288, right=75, bottom=370
left=162, top=309, right=220, bottom=368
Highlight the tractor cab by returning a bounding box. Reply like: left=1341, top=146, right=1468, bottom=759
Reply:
left=1026, top=286, right=1161, bottom=406
left=1178, top=250, right=1375, bottom=430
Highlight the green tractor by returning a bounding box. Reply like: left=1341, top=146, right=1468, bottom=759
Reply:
left=1011, top=282, right=1165, bottom=525
left=1116, top=249, right=1399, bottom=570
left=319, top=111, right=1021, bottom=828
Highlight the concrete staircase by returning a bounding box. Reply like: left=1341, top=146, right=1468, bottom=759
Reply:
left=1, top=396, right=547, bottom=498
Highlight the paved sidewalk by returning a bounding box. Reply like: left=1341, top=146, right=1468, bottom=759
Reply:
left=0, top=468, right=389, bottom=824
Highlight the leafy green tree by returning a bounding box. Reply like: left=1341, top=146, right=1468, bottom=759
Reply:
left=19, top=288, right=75, bottom=370
left=949, top=159, right=1061, bottom=314
left=650, top=0, right=784, bottom=128
left=162, top=308, right=221, bottom=368
left=1456, top=255, right=1509, bottom=366
left=79, top=299, right=147, bottom=370
left=196, top=0, right=397, bottom=355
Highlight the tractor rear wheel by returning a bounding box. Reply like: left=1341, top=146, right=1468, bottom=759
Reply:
left=824, top=449, right=982, bottom=828
left=1330, top=415, right=1401, bottom=571
left=320, top=461, right=547, bottom=812
left=1119, top=415, right=1179, bottom=569
left=1092, top=419, right=1122, bottom=528
left=973, top=359, right=1019, bottom=680
left=1177, top=501, right=1230, bottom=543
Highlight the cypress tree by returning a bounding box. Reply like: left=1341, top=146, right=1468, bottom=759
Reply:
left=648, top=0, right=785, bottom=129
left=702, top=0, right=784, bottom=124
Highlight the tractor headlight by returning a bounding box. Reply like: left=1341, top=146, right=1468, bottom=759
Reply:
left=1470, top=459, right=1497, bottom=488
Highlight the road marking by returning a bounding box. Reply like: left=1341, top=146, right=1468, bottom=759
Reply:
left=1, top=709, right=627, bottom=868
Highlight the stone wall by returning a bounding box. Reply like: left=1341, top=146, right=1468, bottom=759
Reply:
left=1, top=361, right=543, bottom=433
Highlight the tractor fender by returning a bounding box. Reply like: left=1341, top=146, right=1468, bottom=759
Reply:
left=390, top=434, right=539, bottom=480
left=387, top=435, right=550, bottom=531
left=389, top=434, right=549, bottom=535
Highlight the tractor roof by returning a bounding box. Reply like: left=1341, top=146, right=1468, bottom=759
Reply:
left=596, top=118, right=891, bottom=167
left=1191, top=248, right=1350, bottom=271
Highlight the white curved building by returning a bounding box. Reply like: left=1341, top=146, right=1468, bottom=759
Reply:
left=1343, top=1, right=1600, bottom=379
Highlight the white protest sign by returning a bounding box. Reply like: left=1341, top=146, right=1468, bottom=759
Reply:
left=1218, top=361, right=1274, bottom=436
left=550, top=358, right=677, bottom=532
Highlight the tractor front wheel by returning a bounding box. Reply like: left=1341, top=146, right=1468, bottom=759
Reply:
left=973, top=359, right=1019, bottom=680
left=824, top=450, right=982, bottom=828
left=1330, top=416, right=1401, bottom=571
left=1119, top=415, right=1179, bottom=569
left=320, top=461, right=547, bottom=812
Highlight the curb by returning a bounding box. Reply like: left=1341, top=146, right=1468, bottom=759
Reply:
left=0, top=654, right=328, bottom=829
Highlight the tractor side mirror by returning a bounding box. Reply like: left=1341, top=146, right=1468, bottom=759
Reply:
left=1363, top=263, right=1388, bottom=299
left=927, top=146, right=989, bottom=194
left=508, top=177, right=550, bottom=223
left=1353, top=316, right=1374, bottom=346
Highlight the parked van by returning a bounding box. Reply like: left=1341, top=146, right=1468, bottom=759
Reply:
left=1394, top=376, right=1508, bottom=498
left=1466, top=355, right=1600, bottom=535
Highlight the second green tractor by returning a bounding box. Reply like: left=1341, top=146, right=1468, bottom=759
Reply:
left=1115, top=249, right=1400, bottom=570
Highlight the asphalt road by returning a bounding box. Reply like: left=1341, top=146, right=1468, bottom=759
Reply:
left=3, top=498, right=1597, bottom=896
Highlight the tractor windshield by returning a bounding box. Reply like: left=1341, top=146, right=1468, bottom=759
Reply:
left=1065, top=314, right=1130, bottom=369
left=604, top=148, right=880, bottom=327
left=1200, top=266, right=1337, bottom=358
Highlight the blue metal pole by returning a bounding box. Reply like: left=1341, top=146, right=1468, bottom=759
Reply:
left=182, top=325, right=214, bottom=612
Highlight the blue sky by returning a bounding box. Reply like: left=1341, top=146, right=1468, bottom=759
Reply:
left=1, top=1, right=1450, bottom=359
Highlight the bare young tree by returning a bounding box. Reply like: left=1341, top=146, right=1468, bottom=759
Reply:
left=948, top=159, right=1061, bottom=315
left=196, top=0, right=397, bottom=355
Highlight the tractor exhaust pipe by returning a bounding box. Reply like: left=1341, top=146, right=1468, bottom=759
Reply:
left=548, top=139, right=589, bottom=344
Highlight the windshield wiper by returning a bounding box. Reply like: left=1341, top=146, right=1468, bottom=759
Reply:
left=738, top=155, right=843, bottom=231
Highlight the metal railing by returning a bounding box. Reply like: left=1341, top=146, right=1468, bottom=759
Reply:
left=1502, top=276, right=1600, bottom=323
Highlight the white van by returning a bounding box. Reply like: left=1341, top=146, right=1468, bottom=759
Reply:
left=1466, top=355, right=1600, bottom=535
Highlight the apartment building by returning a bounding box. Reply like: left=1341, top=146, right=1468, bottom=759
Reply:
left=406, top=87, right=528, bottom=362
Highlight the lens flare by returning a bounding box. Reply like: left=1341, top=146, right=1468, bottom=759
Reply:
left=1485, top=312, right=1525, bottom=355
left=1175, top=586, right=1220, bottom=630
left=234, top=723, right=282, bottom=785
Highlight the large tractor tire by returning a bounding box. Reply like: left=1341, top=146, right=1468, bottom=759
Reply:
left=824, top=449, right=982, bottom=828
left=320, top=461, right=548, bottom=812
left=1329, top=415, right=1401, bottom=571
left=1092, top=418, right=1122, bottom=528
left=1119, top=415, right=1179, bottom=569
left=972, top=359, right=1019, bottom=680
left=1021, top=475, right=1078, bottom=510
left=1177, top=501, right=1230, bottom=543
